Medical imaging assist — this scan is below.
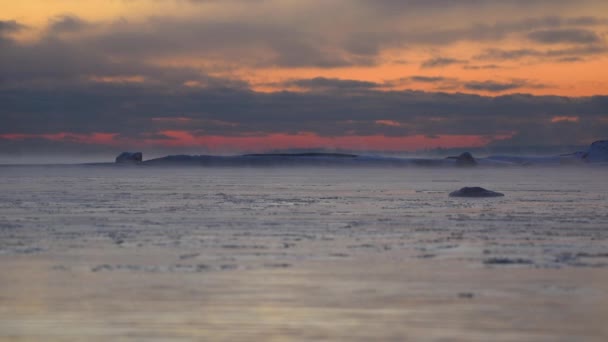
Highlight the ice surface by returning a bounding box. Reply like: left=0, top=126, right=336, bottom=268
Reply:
left=1, top=166, right=607, bottom=341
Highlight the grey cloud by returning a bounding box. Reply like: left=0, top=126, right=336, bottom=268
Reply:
left=476, top=48, right=541, bottom=60
left=475, top=45, right=608, bottom=60
left=403, top=16, right=608, bottom=46
left=0, top=20, right=26, bottom=35
left=402, top=77, right=546, bottom=93
left=409, top=76, right=449, bottom=83
left=491, top=16, right=608, bottom=32
left=87, top=17, right=366, bottom=68
left=391, top=76, right=461, bottom=91
left=48, top=15, right=90, bottom=33
left=545, top=45, right=608, bottom=57
left=282, top=77, right=380, bottom=90
left=556, top=56, right=585, bottom=62
left=3, top=2, right=608, bottom=154
left=267, top=41, right=373, bottom=68
left=527, top=29, right=603, bottom=44
left=421, top=57, right=467, bottom=68
left=463, top=64, right=501, bottom=70
left=464, top=80, right=529, bottom=92
left=4, top=11, right=608, bottom=74
left=0, top=32, right=247, bottom=89
left=167, top=0, right=595, bottom=13
left=358, top=0, right=594, bottom=14
left=2, top=79, right=606, bottom=144
left=183, top=0, right=268, bottom=3
left=286, top=76, right=458, bottom=91
left=344, top=35, right=383, bottom=56
left=8, top=10, right=608, bottom=73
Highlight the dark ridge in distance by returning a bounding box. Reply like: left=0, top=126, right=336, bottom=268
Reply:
left=242, top=152, right=358, bottom=158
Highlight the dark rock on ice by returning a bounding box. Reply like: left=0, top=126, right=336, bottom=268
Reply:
left=449, top=187, right=504, bottom=198
left=483, top=257, right=533, bottom=265
left=179, top=253, right=200, bottom=260
left=91, top=264, right=113, bottom=272
left=263, top=263, right=291, bottom=268
left=446, top=152, right=477, bottom=166
left=220, top=264, right=238, bottom=270
left=576, top=252, right=608, bottom=258
left=115, top=152, right=143, bottom=163
left=242, top=152, right=357, bottom=158
left=14, top=247, right=44, bottom=254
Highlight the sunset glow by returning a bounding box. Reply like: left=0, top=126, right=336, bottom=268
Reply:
left=0, top=131, right=513, bottom=153
left=1, top=0, right=607, bottom=154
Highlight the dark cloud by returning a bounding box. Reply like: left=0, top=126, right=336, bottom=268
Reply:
left=4, top=11, right=608, bottom=72
left=285, top=75, right=464, bottom=92
left=80, top=17, right=371, bottom=68
left=185, top=0, right=264, bottom=3
left=5, top=10, right=607, bottom=75
left=357, top=0, right=599, bottom=16
left=409, top=76, right=449, bottom=83
left=281, top=77, right=380, bottom=90
left=475, top=45, right=608, bottom=60
left=398, top=77, right=547, bottom=93
left=48, top=15, right=90, bottom=33
left=556, top=56, right=585, bottom=62
left=0, top=31, right=248, bottom=89
left=464, top=80, right=530, bottom=92
left=463, top=64, right=501, bottom=70
left=336, top=15, right=608, bottom=48
left=0, top=20, right=26, bottom=35
left=342, top=31, right=406, bottom=57
left=476, top=48, right=541, bottom=60
left=420, top=57, right=466, bottom=68
left=2, top=1, right=608, bottom=154
left=2, top=78, right=606, bottom=149
left=527, top=29, right=603, bottom=44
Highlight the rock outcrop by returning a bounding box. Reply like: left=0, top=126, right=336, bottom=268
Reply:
left=115, top=152, right=143, bottom=163
left=446, top=152, right=477, bottom=166
left=583, top=140, right=608, bottom=163
left=449, top=187, right=504, bottom=198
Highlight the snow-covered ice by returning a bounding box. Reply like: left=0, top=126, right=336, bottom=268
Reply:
left=0, top=165, right=607, bottom=341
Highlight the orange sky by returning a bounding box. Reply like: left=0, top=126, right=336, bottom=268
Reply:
left=1, top=0, right=607, bottom=153
left=5, top=0, right=608, bottom=96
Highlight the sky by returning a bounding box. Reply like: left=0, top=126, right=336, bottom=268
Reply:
left=1, top=0, right=608, bottom=156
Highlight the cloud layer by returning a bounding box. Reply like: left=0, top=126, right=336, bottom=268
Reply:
left=2, top=79, right=606, bottom=153
left=1, top=0, right=608, bottom=153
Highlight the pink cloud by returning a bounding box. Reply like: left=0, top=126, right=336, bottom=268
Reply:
left=551, top=116, right=580, bottom=123
left=1, top=131, right=514, bottom=152
left=375, top=120, right=402, bottom=127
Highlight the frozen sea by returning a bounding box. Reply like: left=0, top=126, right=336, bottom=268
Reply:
left=0, top=165, right=607, bottom=341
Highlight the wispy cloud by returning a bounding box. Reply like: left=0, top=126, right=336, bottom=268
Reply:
left=420, top=57, right=467, bottom=68
left=527, top=28, right=603, bottom=44
left=464, top=80, right=547, bottom=92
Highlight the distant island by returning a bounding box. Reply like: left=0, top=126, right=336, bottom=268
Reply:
left=113, top=140, right=608, bottom=167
